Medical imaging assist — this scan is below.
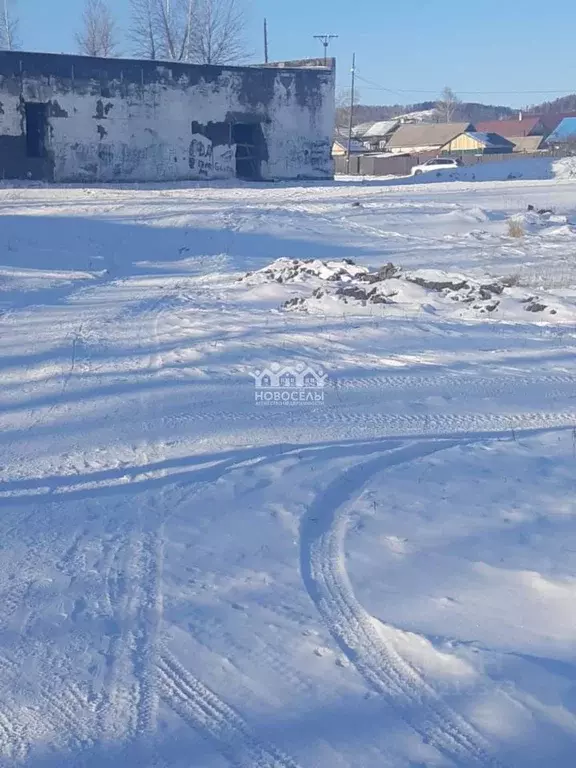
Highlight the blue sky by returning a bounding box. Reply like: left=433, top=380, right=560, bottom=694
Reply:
left=17, top=0, right=576, bottom=108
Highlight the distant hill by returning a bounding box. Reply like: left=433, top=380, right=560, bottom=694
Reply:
left=528, top=94, right=576, bottom=114
left=338, top=101, right=517, bottom=128
left=336, top=94, right=576, bottom=133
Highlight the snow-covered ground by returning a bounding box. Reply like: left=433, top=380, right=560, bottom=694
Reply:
left=1, top=174, right=576, bottom=767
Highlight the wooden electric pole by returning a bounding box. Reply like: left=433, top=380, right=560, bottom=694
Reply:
left=313, top=34, right=338, bottom=66
left=346, top=53, right=356, bottom=175
left=264, top=18, right=269, bottom=63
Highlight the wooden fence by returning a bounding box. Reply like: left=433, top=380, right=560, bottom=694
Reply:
left=335, top=149, right=568, bottom=177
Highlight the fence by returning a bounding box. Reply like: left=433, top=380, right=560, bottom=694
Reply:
left=334, top=154, right=417, bottom=176
left=335, top=149, right=568, bottom=177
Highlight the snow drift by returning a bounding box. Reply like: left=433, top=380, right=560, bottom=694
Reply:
left=384, top=156, right=576, bottom=186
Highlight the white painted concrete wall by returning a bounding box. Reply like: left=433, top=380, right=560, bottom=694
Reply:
left=0, top=59, right=334, bottom=182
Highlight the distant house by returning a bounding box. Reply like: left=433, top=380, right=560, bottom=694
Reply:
left=475, top=117, right=547, bottom=138
left=537, top=113, right=576, bottom=135
left=546, top=117, right=576, bottom=146
left=332, top=139, right=365, bottom=157
left=386, top=122, right=474, bottom=154
left=510, top=135, right=547, bottom=153
left=354, top=120, right=401, bottom=150
left=441, top=131, right=515, bottom=155
left=350, top=121, right=374, bottom=138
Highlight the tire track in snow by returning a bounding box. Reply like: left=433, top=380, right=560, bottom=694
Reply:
left=157, top=652, right=301, bottom=768
left=98, top=527, right=163, bottom=742
left=334, top=370, right=576, bottom=400
left=0, top=705, right=28, bottom=762
left=0, top=532, right=101, bottom=758
left=131, top=527, right=163, bottom=736
left=0, top=654, right=90, bottom=760
left=300, top=440, right=506, bottom=768
left=97, top=295, right=169, bottom=742
left=98, top=531, right=141, bottom=741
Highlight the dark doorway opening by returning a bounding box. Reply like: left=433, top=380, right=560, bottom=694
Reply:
left=232, top=123, right=261, bottom=180
left=25, top=103, right=48, bottom=158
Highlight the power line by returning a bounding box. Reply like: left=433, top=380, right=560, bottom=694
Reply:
left=355, top=73, right=575, bottom=97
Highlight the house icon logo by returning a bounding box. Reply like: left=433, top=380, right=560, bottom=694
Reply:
left=251, top=363, right=327, bottom=405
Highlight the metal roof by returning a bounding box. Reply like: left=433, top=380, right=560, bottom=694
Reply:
left=332, top=139, right=365, bottom=153
left=350, top=122, right=374, bottom=137
left=386, top=122, right=473, bottom=149
left=465, top=132, right=514, bottom=148
left=362, top=120, right=400, bottom=138
left=547, top=117, right=576, bottom=141
left=475, top=118, right=543, bottom=137
left=510, top=135, right=546, bottom=152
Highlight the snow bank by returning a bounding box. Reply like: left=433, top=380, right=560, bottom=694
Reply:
left=385, top=157, right=576, bottom=186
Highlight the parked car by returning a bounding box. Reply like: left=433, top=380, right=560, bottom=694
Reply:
left=411, top=157, right=463, bottom=176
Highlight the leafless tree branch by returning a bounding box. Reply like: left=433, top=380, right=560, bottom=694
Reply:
left=76, top=0, right=119, bottom=58
left=189, top=0, right=247, bottom=65
left=129, top=0, right=247, bottom=64
left=130, top=0, right=195, bottom=62
left=0, top=0, right=19, bottom=51
left=129, top=0, right=157, bottom=59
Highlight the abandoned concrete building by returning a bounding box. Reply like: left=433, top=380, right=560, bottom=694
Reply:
left=0, top=51, right=335, bottom=183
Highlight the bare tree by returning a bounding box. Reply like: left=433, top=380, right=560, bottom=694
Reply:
left=436, top=86, right=461, bottom=123
left=76, top=0, right=119, bottom=58
left=0, top=0, right=19, bottom=50
left=129, top=0, right=194, bottom=61
left=335, top=86, right=362, bottom=137
left=129, top=0, right=246, bottom=63
left=156, top=0, right=193, bottom=61
left=189, top=0, right=247, bottom=65
left=129, top=0, right=158, bottom=59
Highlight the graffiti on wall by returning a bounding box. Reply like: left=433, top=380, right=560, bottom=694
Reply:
left=189, top=134, right=213, bottom=176
left=285, top=137, right=331, bottom=176
left=306, top=139, right=330, bottom=170
left=189, top=134, right=235, bottom=178
left=213, top=146, right=235, bottom=175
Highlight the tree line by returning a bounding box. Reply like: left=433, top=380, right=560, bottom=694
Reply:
left=336, top=85, right=517, bottom=131
left=0, top=0, right=247, bottom=65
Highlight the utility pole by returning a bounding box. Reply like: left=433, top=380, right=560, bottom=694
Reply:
left=346, top=53, right=356, bottom=175
left=264, top=18, right=269, bottom=63
left=313, top=34, right=338, bottom=66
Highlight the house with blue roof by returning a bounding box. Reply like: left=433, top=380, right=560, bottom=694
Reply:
left=547, top=117, right=576, bottom=146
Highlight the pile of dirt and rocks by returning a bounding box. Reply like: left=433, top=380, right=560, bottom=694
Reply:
left=245, top=259, right=567, bottom=319
left=239, top=258, right=368, bottom=285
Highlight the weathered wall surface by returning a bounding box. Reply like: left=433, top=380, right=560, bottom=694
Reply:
left=0, top=52, right=335, bottom=182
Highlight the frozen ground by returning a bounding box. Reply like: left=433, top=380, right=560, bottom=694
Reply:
left=1, top=174, right=576, bottom=767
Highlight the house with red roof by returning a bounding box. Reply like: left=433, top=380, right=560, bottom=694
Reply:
left=537, top=113, right=576, bottom=135
left=475, top=117, right=550, bottom=153
left=475, top=117, right=547, bottom=138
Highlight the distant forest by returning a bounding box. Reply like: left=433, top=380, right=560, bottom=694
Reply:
left=338, top=94, right=576, bottom=127
left=527, top=94, right=576, bottom=113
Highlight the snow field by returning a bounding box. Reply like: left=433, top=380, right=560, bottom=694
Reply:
left=0, top=173, right=576, bottom=766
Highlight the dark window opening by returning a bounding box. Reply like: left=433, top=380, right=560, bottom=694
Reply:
left=25, top=103, right=48, bottom=158
left=232, top=123, right=261, bottom=180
